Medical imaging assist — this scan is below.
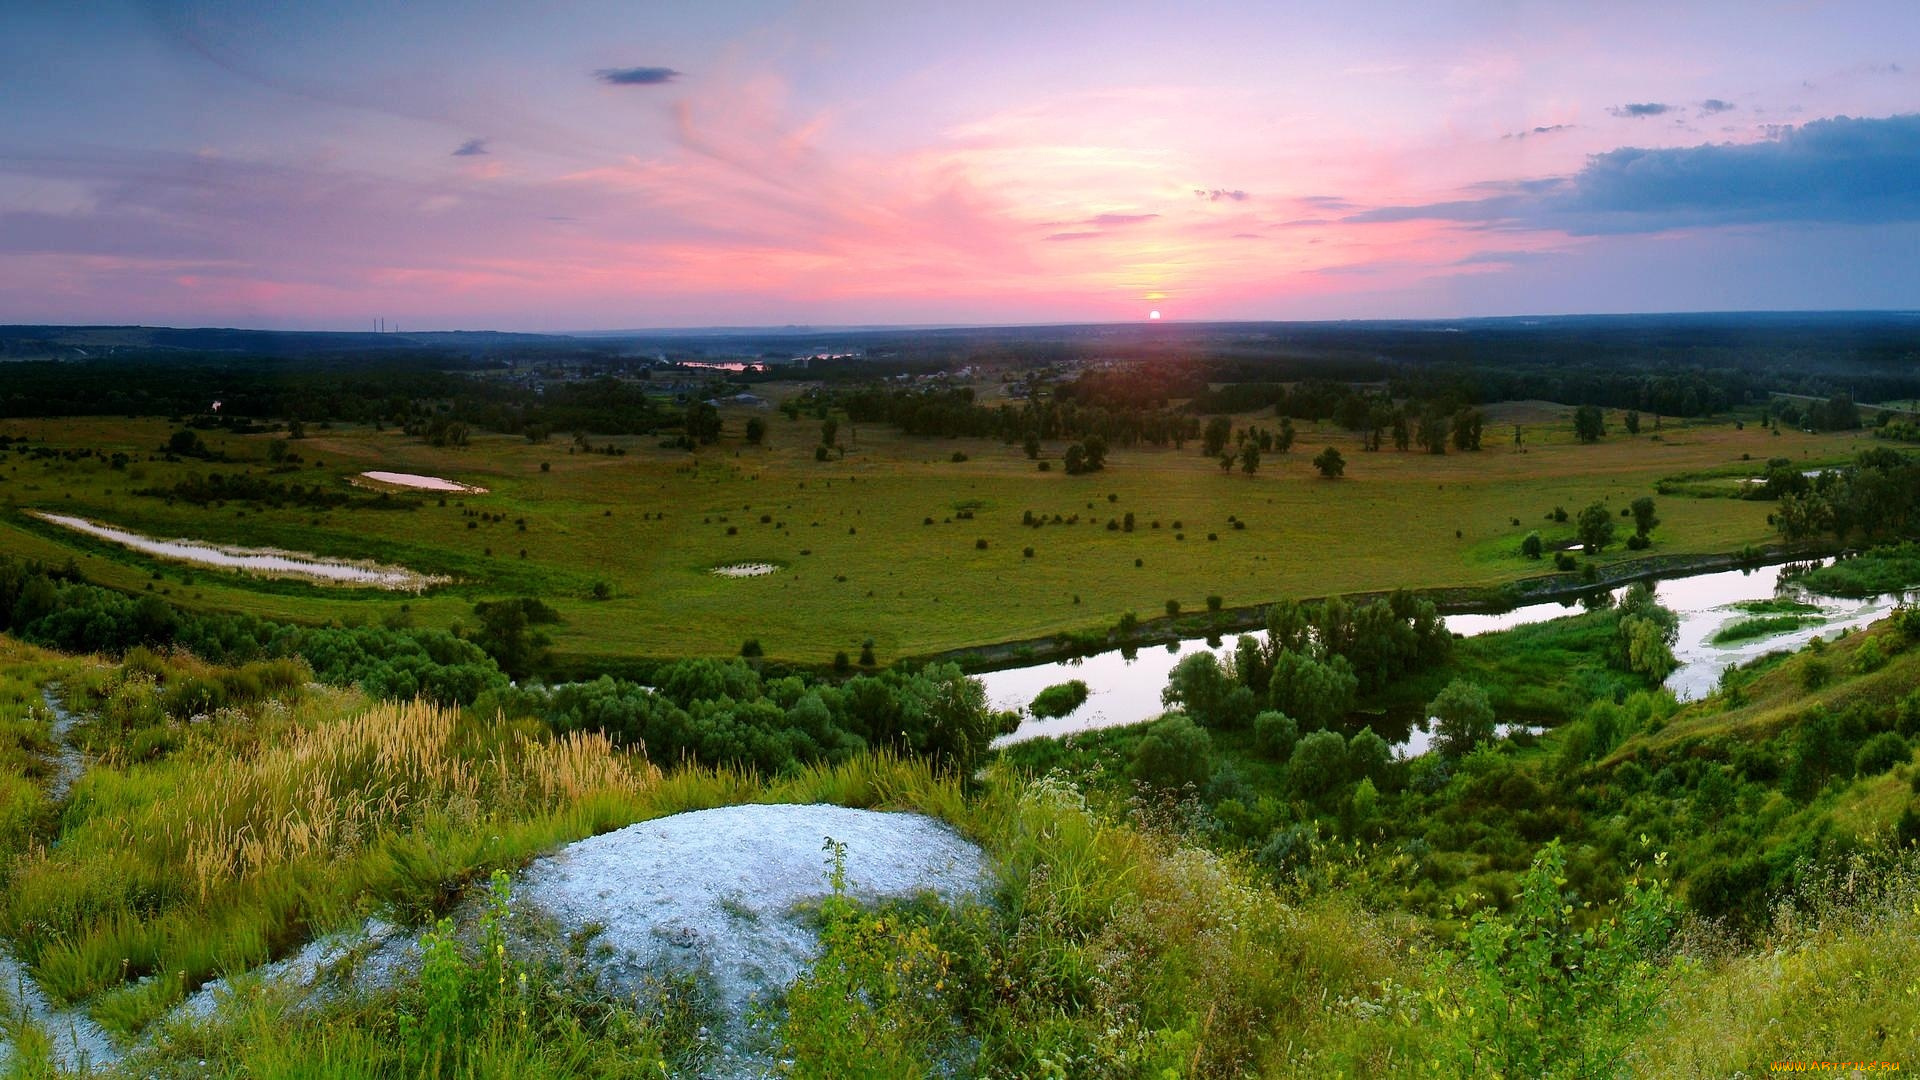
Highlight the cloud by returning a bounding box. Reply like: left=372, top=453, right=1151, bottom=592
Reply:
left=1452, top=249, right=1559, bottom=267
left=1698, top=99, right=1736, bottom=115
left=1609, top=102, right=1672, bottom=118
left=1344, top=113, right=1920, bottom=234
left=1084, top=212, right=1157, bottom=226
left=595, top=67, right=682, bottom=86
left=452, top=138, right=489, bottom=156
left=1193, top=188, right=1248, bottom=202
left=1231, top=232, right=1263, bottom=239
left=1044, top=231, right=1101, bottom=242
left=1296, top=195, right=1355, bottom=211
left=1504, top=123, right=1575, bottom=139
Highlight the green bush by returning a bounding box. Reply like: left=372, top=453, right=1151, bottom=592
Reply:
left=1856, top=731, right=1910, bottom=777
left=1028, top=680, right=1090, bottom=720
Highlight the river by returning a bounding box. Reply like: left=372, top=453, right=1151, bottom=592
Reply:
left=983, top=558, right=1912, bottom=748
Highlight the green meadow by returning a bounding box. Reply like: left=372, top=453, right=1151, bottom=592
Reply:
left=0, top=399, right=1873, bottom=667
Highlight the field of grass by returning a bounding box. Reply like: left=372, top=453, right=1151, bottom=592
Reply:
left=0, top=401, right=1874, bottom=665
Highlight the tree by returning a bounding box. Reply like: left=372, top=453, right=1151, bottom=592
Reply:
left=1202, top=416, right=1233, bottom=458
left=1253, top=710, right=1298, bottom=761
left=1276, top=417, right=1296, bottom=453
left=820, top=416, right=840, bottom=449
left=1268, top=648, right=1358, bottom=732
left=1081, top=435, right=1108, bottom=471
left=1287, top=729, right=1351, bottom=803
left=1576, top=501, right=1615, bottom=553
left=1392, top=411, right=1412, bottom=451
left=1521, top=531, right=1544, bottom=559
left=1162, top=652, right=1256, bottom=730
left=1022, top=432, right=1040, bottom=459
left=686, top=402, right=722, bottom=445
left=1452, top=407, right=1484, bottom=451
left=1624, top=410, right=1641, bottom=435
left=744, top=416, right=768, bottom=445
left=1629, top=496, right=1659, bottom=538
left=1418, top=408, right=1450, bottom=454
left=1429, top=678, right=1495, bottom=757
left=1312, top=446, right=1346, bottom=478
left=1128, top=714, right=1213, bottom=792
left=1613, top=582, right=1679, bottom=679
left=1239, top=441, right=1261, bottom=474
left=1574, top=404, right=1606, bottom=443
left=1063, top=443, right=1087, bottom=475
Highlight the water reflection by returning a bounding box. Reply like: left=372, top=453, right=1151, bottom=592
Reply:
left=985, top=557, right=1910, bottom=750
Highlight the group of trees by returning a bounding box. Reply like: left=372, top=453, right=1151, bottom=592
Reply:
left=482, top=659, right=1016, bottom=775
left=1767, top=449, right=1920, bottom=545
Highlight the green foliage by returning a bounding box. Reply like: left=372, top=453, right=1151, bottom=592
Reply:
left=1162, top=651, right=1257, bottom=731
left=1287, top=729, right=1350, bottom=803
left=1428, top=678, right=1495, bottom=757
left=1252, top=709, right=1298, bottom=761
left=1128, top=714, right=1213, bottom=792
left=1420, top=842, right=1679, bottom=1079
left=1855, top=731, right=1909, bottom=776
left=1312, top=445, right=1345, bottom=478
left=1267, top=648, right=1358, bottom=732
left=1521, top=531, right=1543, bottom=559
left=1573, top=404, right=1606, bottom=443
left=1575, top=501, right=1615, bottom=553
left=1028, top=680, right=1089, bottom=720
left=510, top=660, right=1016, bottom=776
left=774, top=839, right=962, bottom=1079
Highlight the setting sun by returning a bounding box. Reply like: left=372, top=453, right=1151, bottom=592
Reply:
left=1149, top=310, right=1161, bottom=320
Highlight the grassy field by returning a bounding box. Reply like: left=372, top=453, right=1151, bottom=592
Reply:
left=0, top=399, right=1875, bottom=665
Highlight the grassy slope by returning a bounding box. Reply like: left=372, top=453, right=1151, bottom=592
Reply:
left=0, top=404, right=1873, bottom=665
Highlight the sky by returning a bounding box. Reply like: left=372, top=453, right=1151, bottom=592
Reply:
left=2, top=0, right=1918, bottom=331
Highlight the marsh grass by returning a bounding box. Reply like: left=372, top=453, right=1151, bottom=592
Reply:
left=1710, top=613, right=1821, bottom=644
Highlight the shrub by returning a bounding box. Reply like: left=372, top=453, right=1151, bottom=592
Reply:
left=740, top=639, right=764, bottom=658
left=1856, top=731, right=1910, bottom=776
left=1165, top=599, right=1181, bottom=617
left=975, top=538, right=988, bottom=550
left=1521, top=532, right=1544, bottom=559
left=1128, top=714, right=1213, bottom=791
left=1252, top=710, right=1298, bottom=761
left=1207, top=595, right=1223, bottom=612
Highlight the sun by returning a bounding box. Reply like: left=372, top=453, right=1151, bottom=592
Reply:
left=1148, top=310, right=1161, bottom=320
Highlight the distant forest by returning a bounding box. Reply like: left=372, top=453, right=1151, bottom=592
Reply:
left=4, top=313, right=1918, bottom=441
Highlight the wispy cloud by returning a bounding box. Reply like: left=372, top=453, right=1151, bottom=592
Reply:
left=1504, top=123, right=1575, bottom=139
left=1698, top=99, right=1736, bottom=115
left=1609, top=102, right=1672, bottom=118
left=452, top=138, right=490, bottom=156
left=1084, top=212, right=1157, bottom=226
left=1194, top=188, right=1248, bottom=202
left=1044, top=231, right=1102, bottom=242
left=594, top=66, right=682, bottom=86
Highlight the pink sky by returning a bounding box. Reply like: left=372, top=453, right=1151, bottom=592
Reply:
left=2, top=2, right=1918, bottom=329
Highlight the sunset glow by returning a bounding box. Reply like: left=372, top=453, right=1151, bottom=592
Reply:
left=3, top=2, right=1918, bottom=329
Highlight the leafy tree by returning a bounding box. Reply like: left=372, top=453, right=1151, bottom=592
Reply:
left=1347, top=726, right=1392, bottom=786
left=1429, top=678, right=1495, bottom=757
left=1163, top=652, right=1256, bottom=730
left=1451, top=407, right=1484, bottom=451
left=1612, top=582, right=1679, bottom=679
left=1063, top=443, right=1087, bottom=474
left=820, top=416, right=839, bottom=449
left=1268, top=648, right=1358, bottom=732
left=1252, top=710, right=1298, bottom=761
left=1576, top=501, right=1615, bottom=553
left=1239, top=441, right=1261, bottom=474
left=1128, top=714, right=1213, bottom=791
left=1287, top=729, right=1350, bottom=803
left=1276, top=416, right=1296, bottom=453
left=1022, top=432, right=1040, bottom=459
left=1418, top=408, right=1450, bottom=454
left=1573, top=404, right=1606, bottom=443
left=1521, top=531, right=1544, bottom=560
left=1624, top=410, right=1641, bottom=435
left=1630, top=496, right=1659, bottom=538
left=470, top=597, right=558, bottom=680
left=1312, top=446, right=1345, bottom=479
left=686, top=401, right=722, bottom=445
left=1202, top=416, right=1233, bottom=458
left=744, top=416, right=768, bottom=445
